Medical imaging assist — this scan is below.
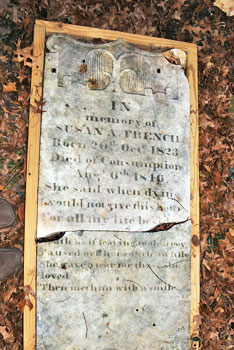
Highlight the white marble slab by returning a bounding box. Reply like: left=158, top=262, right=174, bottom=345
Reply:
left=37, top=222, right=190, bottom=350
left=37, top=35, right=190, bottom=238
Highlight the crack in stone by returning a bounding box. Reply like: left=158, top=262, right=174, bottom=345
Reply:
left=147, top=217, right=190, bottom=232
left=36, top=219, right=190, bottom=243
left=36, top=230, right=84, bottom=243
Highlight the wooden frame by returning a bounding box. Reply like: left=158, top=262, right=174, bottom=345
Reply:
left=24, top=20, right=199, bottom=350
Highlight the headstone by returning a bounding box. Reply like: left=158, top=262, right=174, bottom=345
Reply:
left=36, top=34, right=191, bottom=350
left=37, top=224, right=190, bottom=350
left=36, top=34, right=190, bottom=238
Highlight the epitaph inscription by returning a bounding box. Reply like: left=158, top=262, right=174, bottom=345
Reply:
left=37, top=223, right=190, bottom=350
left=37, top=35, right=190, bottom=238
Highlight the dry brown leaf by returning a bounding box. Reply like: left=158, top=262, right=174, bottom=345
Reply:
left=2, top=284, right=17, bottom=304
left=12, top=39, right=36, bottom=68
left=0, top=54, right=8, bottom=62
left=229, top=228, right=234, bottom=237
left=12, top=7, right=20, bottom=23
left=0, top=114, right=9, bottom=133
left=17, top=202, right=25, bottom=221
left=2, top=81, right=17, bottom=93
left=17, top=285, right=35, bottom=312
left=0, top=326, right=14, bottom=341
left=0, top=2, right=233, bottom=350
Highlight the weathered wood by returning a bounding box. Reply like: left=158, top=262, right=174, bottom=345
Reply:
left=24, top=22, right=45, bottom=350
left=36, top=20, right=197, bottom=51
left=187, top=46, right=200, bottom=349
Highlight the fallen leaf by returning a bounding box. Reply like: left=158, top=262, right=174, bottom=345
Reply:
left=2, top=82, right=17, bottom=93
left=12, top=39, right=36, bottom=68
left=17, top=285, right=35, bottom=312
left=0, top=326, right=14, bottom=341
left=0, top=114, right=9, bottom=133
left=17, top=202, right=24, bottom=221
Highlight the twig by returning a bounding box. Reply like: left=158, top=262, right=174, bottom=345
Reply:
left=4, top=171, right=21, bottom=189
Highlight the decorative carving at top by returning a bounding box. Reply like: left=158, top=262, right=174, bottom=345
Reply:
left=85, top=49, right=114, bottom=90
left=79, top=49, right=153, bottom=95
left=120, top=54, right=152, bottom=95
left=46, top=34, right=187, bottom=100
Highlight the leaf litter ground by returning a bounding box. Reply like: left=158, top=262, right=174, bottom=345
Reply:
left=0, top=1, right=233, bottom=349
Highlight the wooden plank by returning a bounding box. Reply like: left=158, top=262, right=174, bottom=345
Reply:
left=36, top=19, right=196, bottom=51
left=187, top=46, right=200, bottom=350
left=24, top=20, right=199, bottom=349
left=24, top=22, right=46, bottom=350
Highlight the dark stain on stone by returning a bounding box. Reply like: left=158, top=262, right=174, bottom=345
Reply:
left=36, top=231, right=66, bottom=243
left=78, top=63, right=87, bottom=74
left=61, top=263, right=67, bottom=270
left=87, top=78, right=99, bottom=89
